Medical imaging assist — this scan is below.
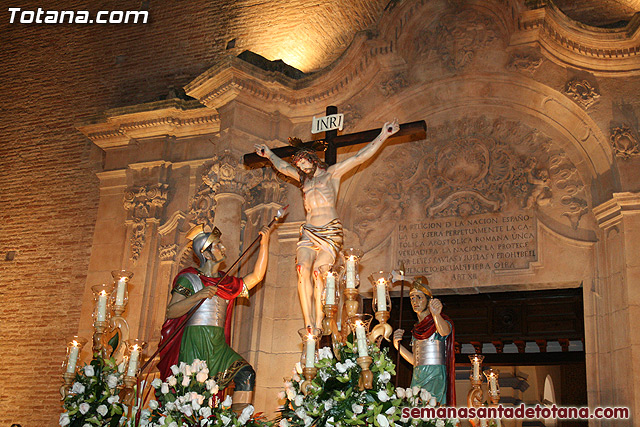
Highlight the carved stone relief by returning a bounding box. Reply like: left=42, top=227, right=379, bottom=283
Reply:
left=188, top=150, right=286, bottom=230
left=159, top=244, right=178, bottom=262
left=610, top=125, right=640, bottom=159
left=563, top=79, right=600, bottom=109
left=417, top=9, right=499, bottom=72
left=379, top=73, right=409, bottom=97
left=352, top=116, right=590, bottom=246
left=506, top=52, right=543, bottom=74
left=123, top=184, right=169, bottom=261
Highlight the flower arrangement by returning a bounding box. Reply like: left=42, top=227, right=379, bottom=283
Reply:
left=277, top=342, right=459, bottom=427
left=146, top=359, right=271, bottom=427
left=60, top=354, right=127, bottom=427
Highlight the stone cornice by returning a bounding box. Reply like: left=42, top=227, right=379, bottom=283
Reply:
left=185, top=33, right=401, bottom=116
left=512, top=2, right=640, bottom=74
left=77, top=99, right=220, bottom=150
left=593, top=192, right=640, bottom=229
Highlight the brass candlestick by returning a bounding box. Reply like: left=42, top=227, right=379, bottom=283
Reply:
left=322, top=304, right=339, bottom=336
left=356, top=355, right=373, bottom=390
left=370, top=310, right=392, bottom=346
left=484, top=369, right=500, bottom=406
left=300, top=367, right=317, bottom=396
left=343, top=288, right=359, bottom=319
left=120, top=374, right=137, bottom=409
left=93, top=320, right=108, bottom=353
left=60, top=372, right=76, bottom=399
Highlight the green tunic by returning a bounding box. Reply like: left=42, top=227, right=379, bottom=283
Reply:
left=410, top=331, right=448, bottom=405
left=175, top=275, right=245, bottom=385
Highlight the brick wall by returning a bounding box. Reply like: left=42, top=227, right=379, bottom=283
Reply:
left=0, top=1, right=385, bottom=425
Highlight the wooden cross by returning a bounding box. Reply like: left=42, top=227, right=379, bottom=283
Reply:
left=243, top=106, right=427, bottom=167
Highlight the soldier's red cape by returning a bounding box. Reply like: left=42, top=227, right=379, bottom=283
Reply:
left=156, top=267, right=243, bottom=380
left=412, top=313, right=456, bottom=406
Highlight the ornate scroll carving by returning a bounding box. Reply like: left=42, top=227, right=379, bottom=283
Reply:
left=417, top=10, right=498, bottom=72
left=352, top=116, right=590, bottom=243
left=159, top=244, right=178, bottom=262
left=379, top=73, right=409, bottom=97
left=563, top=79, right=600, bottom=109
left=507, top=53, right=543, bottom=74
left=188, top=150, right=286, bottom=229
left=123, top=184, right=169, bottom=261
left=610, top=125, right=640, bottom=159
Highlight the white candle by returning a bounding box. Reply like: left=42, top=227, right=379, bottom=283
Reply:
left=472, top=357, right=481, bottom=380
left=489, top=375, right=498, bottom=393
left=305, top=334, right=315, bottom=368
left=346, top=256, right=356, bottom=288
left=66, top=342, right=80, bottom=373
left=127, top=345, right=140, bottom=376
left=115, top=278, right=127, bottom=306
left=376, top=279, right=387, bottom=311
left=355, top=321, right=368, bottom=358
left=325, top=273, right=336, bottom=305
left=96, top=291, right=108, bottom=322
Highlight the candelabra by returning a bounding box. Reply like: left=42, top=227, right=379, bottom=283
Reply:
left=368, top=271, right=392, bottom=346
left=347, top=314, right=374, bottom=390
left=91, top=283, right=112, bottom=354
left=298, top=327, right=322, bottom=395
left=110, top=270, right=133, bottom=363
left=468, top=354, right=501, bottom=427
left=120, top=339, right=147, bottom=408
left=60, top=336, right=88, bottom=398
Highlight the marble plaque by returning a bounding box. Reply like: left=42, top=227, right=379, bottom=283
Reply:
left=396, top=211, right=537, bottom=282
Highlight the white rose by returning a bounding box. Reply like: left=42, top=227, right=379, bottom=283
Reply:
left=170, top=365, right=180, bottom=376
left=151, top=378, right=162, bottom=389
left=168, top=422, right=178, bottom=427
left=379, top=371, right=391, bottom=384
left=222, top=395, right=233, bottom=407
left=165, top=401, right=176, bottom=411
left=352, top=403, right=363, bottom=414
left=79, top=402, right=90, bottom=414
left=161, top=383, right=169, bottom=394
left=97, top=404, right=108, bottom=416
left=386, top=406, right=396, bottom=415
left=196, top=370, right=208, bottom=383
left=238, top=405, right=254, bottom=424
left=376, top=414, right=390, bottom=427
left=344, top=359, right=356, bottom=369
left=405, top=388, right=413, bottom=398
left=180, top=404, right=193, bottom=417
left=335, top=362, right=347, bottom=373
left=420, top=389, right=430, bottom=402
left=279, top=419, right=290, bottom=427
left=294, top=394, right=304, bottom=406
left=181, top=376, right=191, bottom=386
left=199, top=406, right=212, bottom=418
left=436, top=420, right=445, bottom=427
left=59, top=412, right=70, bottom=426
left=326, top=416, right=335, bottom=426
left=220, top=414, right=231, bottom=426
left=83, top=365, right=95, bottom=377
left=167, top=375, right=177, bottom=387
left=377, top=389, right=390, bottom=402
left=184, top=365, right=193, bottom=377
left=107, top=374, right=118, bottom=389
left=71, top=382, right=85, bottom=394
left=324, top=399, right=334, bottom=410
left=317, top=346, right=333, bottom=360
left=148, top=399, right=159, bottom=410
left=429, top=396, right=437, bottom=407
left=412, top=385, right=420, bottom=396
left=396, top=387, right=406, bottom=399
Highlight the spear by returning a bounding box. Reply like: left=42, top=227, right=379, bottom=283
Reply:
left=138, top=205, right=288, bottom=374
left=393, top=263, right=406, bottom=388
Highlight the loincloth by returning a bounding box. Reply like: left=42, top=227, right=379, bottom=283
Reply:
left=297, top=218, right=344, bottom=263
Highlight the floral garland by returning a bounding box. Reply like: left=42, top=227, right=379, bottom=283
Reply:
left=60, top=354, right=127, bottom=427
left=146, top=359, right=271, bottom=427
left=277, top=342, right=459, bottom=427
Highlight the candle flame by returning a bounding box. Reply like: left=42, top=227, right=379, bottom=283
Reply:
left=100, top=290, right=108, bottom=296
left=327, top=271, right=334, bottom=277
left=348, top=255, right=356, bottom=261
left=72, top=340, right=79, bottom=347
left=132, top=344, right=140, bottom=351
left=306, top=333, right=314, bottom=341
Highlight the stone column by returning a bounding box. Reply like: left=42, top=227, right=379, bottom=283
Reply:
left=593, top=192, right=640, bottom=426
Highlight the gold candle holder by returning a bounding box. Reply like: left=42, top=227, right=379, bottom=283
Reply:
left=92, top=320, right=108, bottom=353
left=120, top=374, right=137, bottom=408
left=343, top=288, right=360, bottom=319
left=467, top=354, right=485, bottom=416
left=60, top=372, right=76, bottom=400
left=356, top=355, right=373, bottom=390
left=484, top=369, right=500, bottom=405
left=322, top=304, right=339, bottom=337
left=110, top=270, right=133, bottom=317
left=300, top=367, right=318, bottom=396
left=60, top=336, right=88, bottom=399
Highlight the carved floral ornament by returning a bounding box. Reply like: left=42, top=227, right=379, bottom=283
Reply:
left=123, top=184, right=169, bottom=261
left=187, top=150, right=286, bottom=230
left=353, top=116, right=590, bottom=245
left=563, top=79, right=600, bottom=109
left=610, top=125, right=640, bottom=159
left=416, top=9, right=498, bottom=72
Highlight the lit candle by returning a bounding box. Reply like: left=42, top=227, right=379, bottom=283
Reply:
left=488, top=373, right=498, bottom=393
left=376, top=279, right=387, bottom=311
left=473, top=358, right=480, bottom=380
left=346, top=256, right=356, bottom=288
left=66, top=341, right=80, bottom=373
left=325, top=272, right=336, bottom=305
left=115, top=277, right=127, bottom=306
left=96, top=291, right=108, bottom=322
left=127, top=344, right=140, bottom=376
left=355, top=321, right=368, bottom=358
left=305, top=334, right=316, bottom=368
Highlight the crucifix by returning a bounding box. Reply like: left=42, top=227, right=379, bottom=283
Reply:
left=243, top=106, right=426, bottom=167
left=245, top=106, right=426, bottom=330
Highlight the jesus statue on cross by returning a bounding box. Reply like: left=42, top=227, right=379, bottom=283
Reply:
left=255, top=119, right=400, bottom=329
